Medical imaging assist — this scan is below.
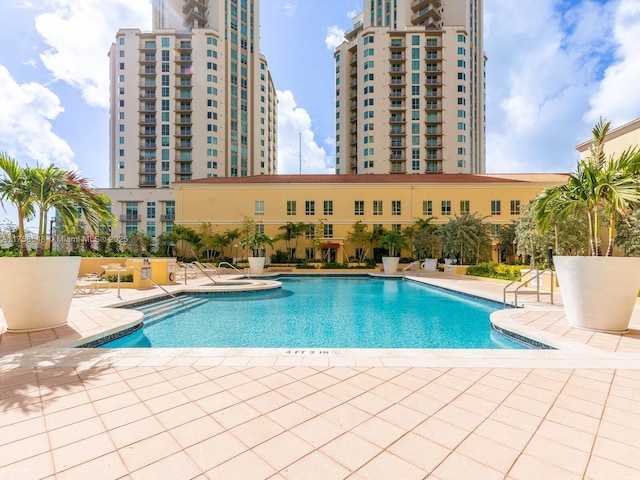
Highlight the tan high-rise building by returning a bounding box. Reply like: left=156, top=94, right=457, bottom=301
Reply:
left=109, top=0, right=278, bottom=192
left=334, top=0, right=485, bottom=175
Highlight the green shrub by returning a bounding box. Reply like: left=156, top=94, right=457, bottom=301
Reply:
left=466, top=262, right=523, bottom=280
left=105, top=273, right=134, bottom=282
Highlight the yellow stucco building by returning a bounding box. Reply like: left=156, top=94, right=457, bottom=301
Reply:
left=174, top=173, right=567, bottom=263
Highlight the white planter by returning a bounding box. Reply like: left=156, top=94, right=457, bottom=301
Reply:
left=0, top=256, right=81, bottom=332
left=554, top=256, right=640, bottom=333
left=248, top=256, right=266, bottom=274
left=421, top=259, right=438, bottom=271
left=382, top=256, right=400, bottom=274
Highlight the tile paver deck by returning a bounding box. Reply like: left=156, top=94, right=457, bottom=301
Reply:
left=1, top=272, right=640, bottom=479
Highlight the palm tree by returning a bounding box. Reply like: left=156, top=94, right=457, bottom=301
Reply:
left=379, top=227, right=409, bottom=257
left=0, top=153, right=115, bottom=256
left=277, top=222, right=307, bottom=260
left=438, top=213, right=491, bottom=264
left=31, top=165, right=114, bottom=256
left=0, top=153, right=33, bottom=256
left=532, top=118, right=640, bottom=256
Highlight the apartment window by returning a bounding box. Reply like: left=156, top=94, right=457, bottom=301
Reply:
left=510, top=200, right=521, bottom=215
left=255, top=200, right=264, bottom=216
left=412, top=160, right=420, bottom=171
left=491, top=200, right=502, bottom=215
left=324, top=224, right=333, bottom=238
left=354, top=200, right=364, bottom=216
left=373, top=200, right=383, bottom=216
left=460, top=200, right=470, bottom=215
left=147, top=221, right=156, bottom=237
left=423, top=200, right=432, bottom=216
left=323, top=200, right=333, bottom=216
left=392, top=200, right=401, bottom=216
left=441, top=200, right=451, bottom=216
left=286, top=200, right=296, bottom=215
left=147, top=202, right=155, bottom=219
left=305, top=200, right=315, bottom=216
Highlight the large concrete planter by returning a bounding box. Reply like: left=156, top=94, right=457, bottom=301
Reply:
left=554, top=256, right=640, bottom=333
left=248, top=256, right=266, bottom=274
left=382, top=256, right=400, bottom=274
left=0, top=256, right=81, bottom=332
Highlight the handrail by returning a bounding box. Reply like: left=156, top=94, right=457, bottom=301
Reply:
left=191, top=262, right=218, bottom=285
left=127, top=265, right=190, bottom=311
left=217, top=261, right=249, bottom=278
left=403, top=260, right=421, bottom=272
left=503, top=268, right=555, bottom=308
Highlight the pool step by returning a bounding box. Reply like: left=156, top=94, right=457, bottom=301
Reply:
left=137, top=295, right=211, bottom=322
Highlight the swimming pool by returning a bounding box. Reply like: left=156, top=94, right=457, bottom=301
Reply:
left=101, top=277, right=526, bottom=349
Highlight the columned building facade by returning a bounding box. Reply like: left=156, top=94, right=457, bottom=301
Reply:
left=334, top=0, right=485, bottom=175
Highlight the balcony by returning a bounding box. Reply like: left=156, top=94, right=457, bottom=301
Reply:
left=176, top=142, right=192, bottom=149
left=139, top=166, right=157, bottom=174
left=389, top=116, right=405, bottom=123
left=141, top=67, right=156, bottom=75
left=390, top=53, right=406, bottom=61
left=160, top=214, right=175, bottom=222
left=390, top=66, right=406, bottom=73
left=139, top=116, right=157, bottom=124
left=177, top=116, right=192, bottom=124
left=390, top=154, right=406, bottom=160
left=140, top=42, right=156, bottom=51
left=120, top=214, right=141, bottom=222
left=390, top=91, right=406, bottom=98
left=139, top=92, right=156, bottom=100
left=139, top=142, right=157, bottom=149
left=139, top=129, right=156, bottom=137
left=176, top=55, right=192, bottom=63
left=389, top=102, right=405, bottom=110
left=412, top=5, right=441, bottom=25
left=390, top=129, right=407, bottom=135
left=389, top=40, right=405, bottom=49
left=139, top=55, right=156, bottom=63
left=390, top=78, right=406, bottom=85
left=175, top=103, right=192, bottom=112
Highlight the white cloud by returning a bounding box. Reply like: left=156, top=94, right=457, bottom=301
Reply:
left=277, top=90, right=334, bottom=174
left=484, top=0, right=619, bottom=173
left=283, top=2, right=296, bottom=17
left=34, top=0, right=150, bottom=108
left=347, top=10, right=358, bottom=19
left=0, top=65, right=75, bottom=169
left=586, top=0, right=640, bottom=125
left=325, top=25, right=346, bottom=51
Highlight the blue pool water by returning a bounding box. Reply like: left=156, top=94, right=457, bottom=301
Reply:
left=101, top=277, right=526, bottom=349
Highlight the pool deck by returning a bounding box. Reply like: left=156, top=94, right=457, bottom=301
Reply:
left=1, top=272, right=640, bottom=479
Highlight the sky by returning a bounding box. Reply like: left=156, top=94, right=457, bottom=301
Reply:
left=0, top=0, right=639, bottom=192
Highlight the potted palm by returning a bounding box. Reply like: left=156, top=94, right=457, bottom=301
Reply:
left=239, top=218, right=273, bottom=274
left=532, top=118, right=640, bottom=332
left=0, top=153, right=115, bottom=331
left=379, top=228, right=409, bottom=274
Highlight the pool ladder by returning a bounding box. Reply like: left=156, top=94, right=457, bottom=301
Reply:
left=503, top=268, right=555, bottom=308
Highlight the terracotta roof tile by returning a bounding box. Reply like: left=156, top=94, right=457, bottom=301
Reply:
left=177, top=173, right=568, bottom=185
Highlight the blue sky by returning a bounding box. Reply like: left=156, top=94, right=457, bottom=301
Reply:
left=0, top=0, right=639, bottom=191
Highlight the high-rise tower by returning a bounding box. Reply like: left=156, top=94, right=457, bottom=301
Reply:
left=334, top=0, right=485, bottom=175
left=109, top=0, right=278, bottom=191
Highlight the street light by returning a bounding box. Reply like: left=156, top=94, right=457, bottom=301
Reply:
left=49, top=217, right=59, bottom=254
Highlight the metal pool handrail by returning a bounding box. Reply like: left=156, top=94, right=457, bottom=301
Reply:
left=128, top=265, right=190, bottom=311
left=217, top=261, right=249, bottom=278
left=503, top=268, right=555, bottom=308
